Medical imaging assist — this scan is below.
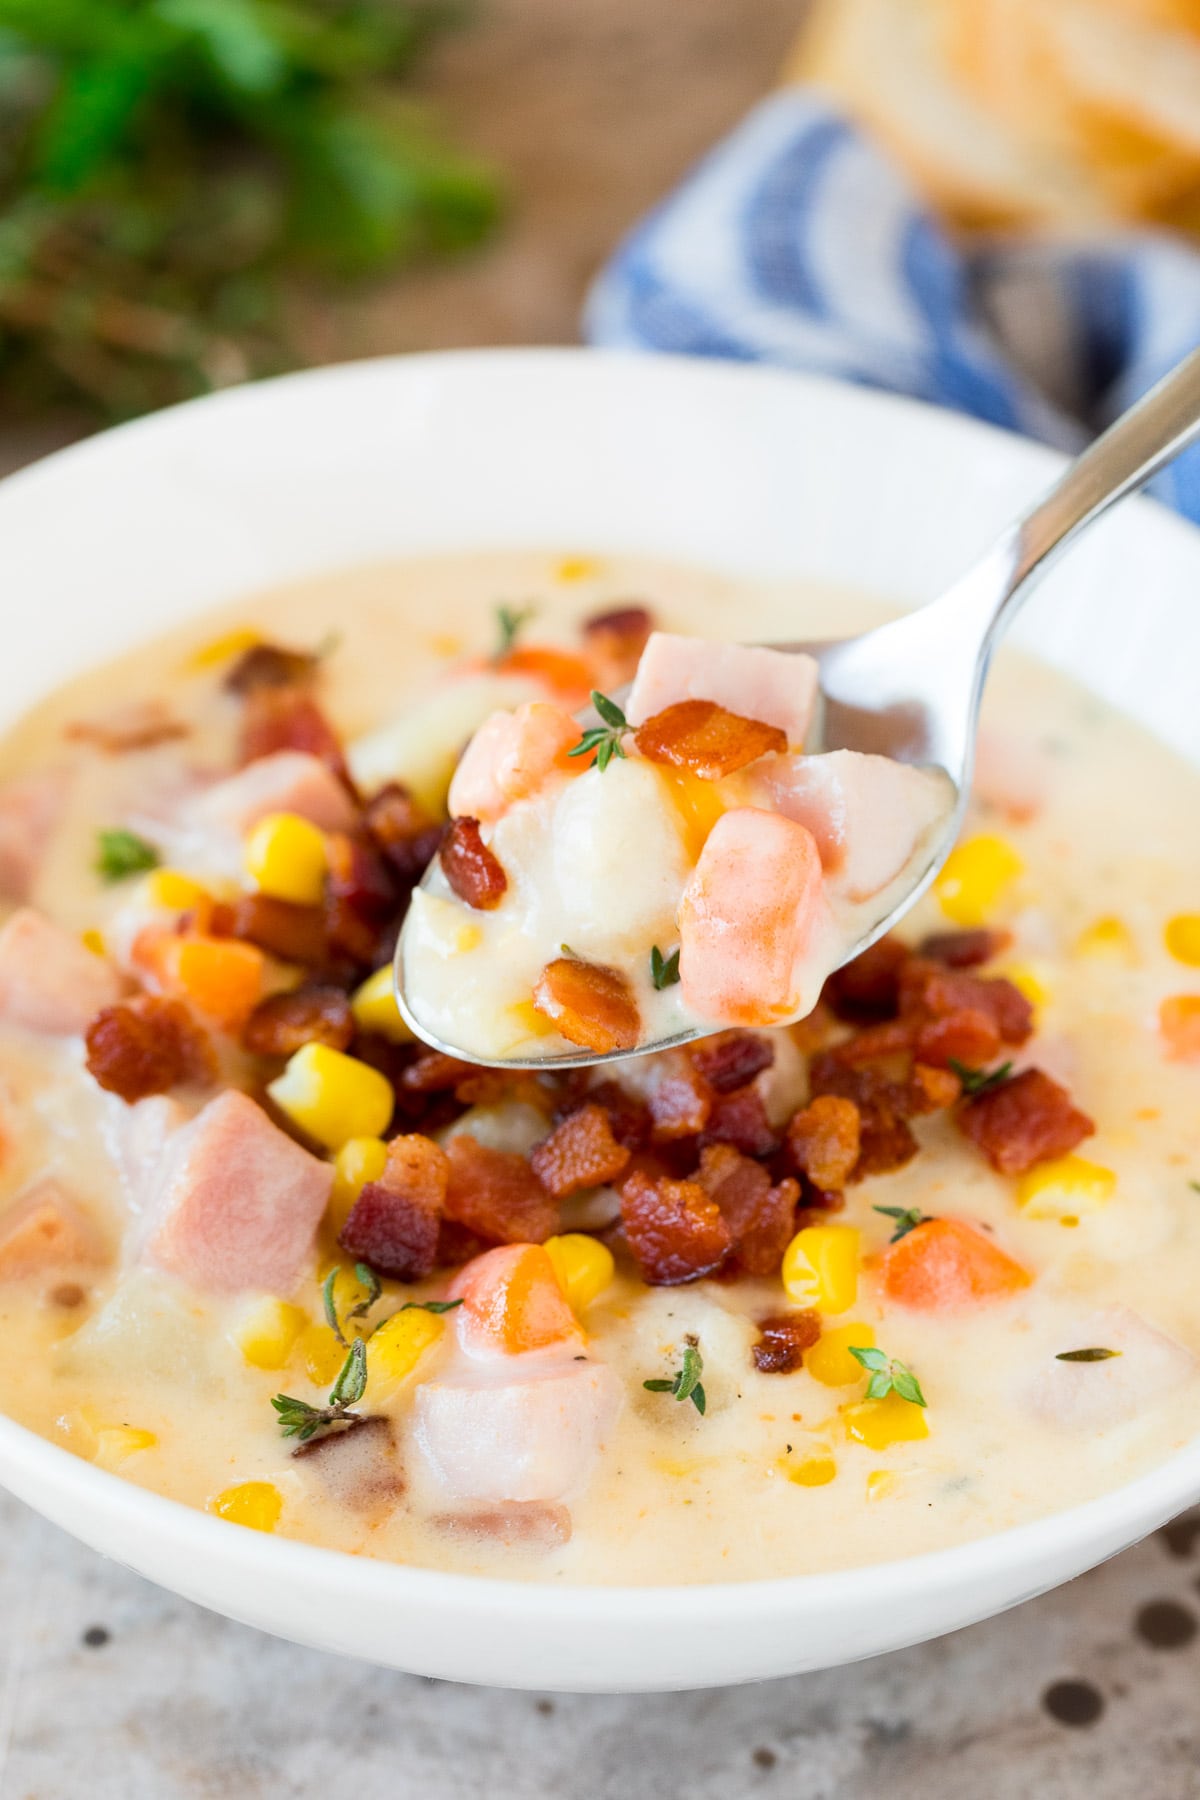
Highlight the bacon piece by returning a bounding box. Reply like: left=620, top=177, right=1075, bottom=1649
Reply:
left=638, top=1052, right=712, bottom=1142
left=690, top=1031, right=775, bottom=1095
left=340, top=1133, right=450, bottom=1280
left=912, top=1009, right=1002, bottom=1070
left=65, top=699, right=188, bottom=752
left=699, top=1086, right=779, bottom=1157
left=443, top=1134, right=558, bottom=1245
left=900, top=958, right=1033, bottom=1047
left=807, top=1056, right=919, bottom=1180
left=823, top=935, right=909, bottom=1023
left=829, top=1018, right=915, bottom=1066
left=530, top=1103, right=631, bottom=1199
left=907, top=1061, right=962, bottom=1114
left=402, top=1050, right=474, bottom=1094
left=752, top=1310, right=821, bottom=1374
left=697, top=1144, right=797, bottom=1276
left=321, top=830, right=399, bottom=967
left=917, top=928, right=1008, bottom=969
left=242, top=985, right=354, bottom=1058
left=532, top=957, right=641, bottom=1053
left=619, top=1168, right=731, bottom=1285
left=787, top=1095, right=861, bottom=1190
left=636, top=699, right=787, bottom=782
left=583, top=604, right=655, bottom=689
left=362, top=783, right=443, bottom=882
left=627, top=634, right=819, bottom=748
left=580, top=1080, right=651, bottom=1150
left=440, top=816, right=507, bottom=911
left=86, top=995, right=215, bottom=1102
left=958, top=1067, right=1094, bottom=1175
left=240, top=685, right=351, bottom=787
left=222, top=893, right=328, bottom=966
left=225, top=641, right=320, bottom=694
left=293, top=1414, right=404, bottom=1516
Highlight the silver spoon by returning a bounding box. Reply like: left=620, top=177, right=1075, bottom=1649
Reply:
left=396, top=345, right=1200, bottom=1069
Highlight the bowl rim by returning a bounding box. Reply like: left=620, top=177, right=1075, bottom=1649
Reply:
left=0, top=343, right=1196, bottom=1628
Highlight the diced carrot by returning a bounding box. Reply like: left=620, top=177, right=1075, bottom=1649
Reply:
left=1160, top=994, right=1200, bottom=1062
left=158, top=935, right=266, bottom=1032
left=875, top=1216, right=1030, bottom=1311
left=448, top=1243, right=583, bottom=1357
left=495, top=646, right=594, bottom=708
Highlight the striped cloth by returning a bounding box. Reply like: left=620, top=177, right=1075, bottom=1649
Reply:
left=585, top=91, right=1200, bottom=521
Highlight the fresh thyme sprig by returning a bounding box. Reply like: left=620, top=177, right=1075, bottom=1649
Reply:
left=96, top=827, right=160, bottom=883
left=949, top=1058, right=1015, bottom=1098
left=494, top=604, right=536, bottom=660
left=322, top=1262, right=382, bottom=1348
left=872, top=1205, right=931, bottom=1243
left=650, top=945, right=681, bottom=990
left=848, top=1346, right=927, bottom=1406
left=1055, top=1347, right=1121, bottom=1362
left=272, top=1339, right=368, bottom=1444
left=643, top=1336, right=706, bottom=1416
left=568, top=691, right=633, bottom=773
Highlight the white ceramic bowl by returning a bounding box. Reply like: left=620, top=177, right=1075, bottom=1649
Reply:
left=1, top=350, right=1198, bottom=1692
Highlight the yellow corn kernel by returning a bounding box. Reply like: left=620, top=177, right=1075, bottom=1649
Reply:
left=866, top=1469, right=901, bottom=1501
left=555, top=555, right=601, bottom=582
left=185, top=625, right=261, bottom=671
left=93, top=1425, right=158, bottom=1469
left=1074, top=915, right=1138, bottom=963
left=1003, top=961, right=1049, bottom=1011
left=780, top=1451, right=837, bottom=1487
left=365, top=1307, right=445, bottom=1402
left=1016, top=1154, right=1116, bottom=1220
left=328, top=1136, right=388, bottom=1234
left=349, top=965, right=412, bottom=1044
left=267, top=1042, right=393, bottom=1151
left=934, top=833, right=1023, bottom=927
left=299, top=1322, right=347, bottom=1385
left=658, top=767, right=728, bottom=861
left=209, top=1480, right=283, bottom=1533
left=805, top=1321, right=876, bottom=1388
left=544, top=1233, right=615, bottom=1313
left=145, top=867, right=210, bottom=913
left=234, top=1296, right=306, bottom=1370
left=244, top=811, right=329, bottom=906
left=843, top=1392, right=930, bottom=1450
left=1165, top=914, right=1200, bottom=968
left=80, top=928, right=106, bottom=957
left=509, top=998, right=557, bottom=1038
left=782, top=1225, right=860, bottom=1313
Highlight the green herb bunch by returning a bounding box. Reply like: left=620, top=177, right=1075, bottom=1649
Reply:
left=0, top=0, right=499, bottom=420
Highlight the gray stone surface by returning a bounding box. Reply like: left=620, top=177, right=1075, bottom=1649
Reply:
left=1, top=1489, right=1198, bottom=1798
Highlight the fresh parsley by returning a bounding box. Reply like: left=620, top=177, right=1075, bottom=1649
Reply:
left=949, top=1058, right=1015, bottom=1098
left=96, top=828, right=160, bottom=883
left=272, top=1339, right=368, bottom=1444
left=494, top=604, right=536, bottom=660
left=1190, top=1181, right=1200, bottom=1196
left=650, top=945, right=681, bottom=990
left=643, top=1337, right=706, bottom=1416
left=568, top=690, right=632, bottom=773
left=848, top=1346, right=927, bottom=1407
left=1055, top=1347, right=1121, bottom=1362
left=873, top=1205, right=930, bottom=1243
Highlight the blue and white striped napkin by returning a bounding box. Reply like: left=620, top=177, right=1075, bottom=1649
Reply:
left=586, top=91, right=1200, bottom=521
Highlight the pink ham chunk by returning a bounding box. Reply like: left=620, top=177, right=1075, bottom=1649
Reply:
left=1026, top=1305, right=1197, bottom=1433
left=627, top=633, right=819, bottom=749
left=448, top=702, right=582, bottom=823
left=755, top=750, right=952, bottom=902
left=142, top=1088, right=331, bottom=1294
left=0, top=909, right=124, bottom=1036
left=678, top=809, right=828, bottom=1027
left=188, top=751, right=357, bottom=840
left=0, top=770, right=66, bottom=904
left=0, top=1180, right=105, bottom=1279
left=416, top=1361, right=621, bottom=1505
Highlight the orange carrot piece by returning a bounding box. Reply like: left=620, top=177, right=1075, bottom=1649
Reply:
left=449, top=1243, right=583, bottom=1356
left=158, top=935, right=265, bottom=1032
left=1160, top=994, right=1200, bottom=1062
left=875, top=1216, right=1030, bottom=1311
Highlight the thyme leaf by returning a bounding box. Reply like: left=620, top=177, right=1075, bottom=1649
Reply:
left=848, top=1345, right=927, bottom=1407
left=650, top=945, right=681, bottom=990
left=643, top=1336, right=706, bottom=1415
left=96, top=828, right=159, bottom=883
left=872, top=1205, right=930, bottom=1243
left=1055, top=1347, right=1121, bottom=1362
left=494, top=603, right=536, bottom=660
left=322, top=1262, right=383, bottom=1348
left=568, top=690, right=632, bottom=773
left=949, top=1058, right=1015, bottom=1098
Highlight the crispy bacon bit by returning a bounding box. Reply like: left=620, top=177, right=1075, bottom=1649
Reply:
left=580, top=1080, right=651, bottom=1150
left=643, top=1054, right=711, bottom=1141
left=240, top=685, right=351, bottom=786
left=787, top=1095, right=861, bottom=1190
left=619, top=1168, right=731, bottom=1285
left=900, top=959, right=1033, bottom=1047
left=85, top=995, right=214, bottom=1102
left=958, top=1067, right=1094, bottom=1175
left=823, top=935, right=909, bottom=1022
left=323, top=831, right=398, bottom=967
left=699, top=1086, right=779, bottom=1157
left=635, top=699, right=788, bottom=781
left=752, top=1310, right=821, bottom=1374
left=533, top=957, right=641, bottom=1053
left=340, top=1134, right=450, bottom=1280
left=440, top=816, right=508, bottom=911
left=907, top=1061, right=962, bottom=1114
left=690, top=1031, right=775, bottom=1095
left=401, top=1050, right=474, bottom=1093
left=583, top=604, right=655, bottom=689
left=66, top=699, right=188, bottom=753
left=242, top=985, right=354, bottom=1058
left=220, top=893, right=328, bottom=967
left=912, top=1009, right=1002, bottom=1070
left=829, top=1018, right=915, bottom=1066
left=224, top=641, right=320, bottom=694
left=530, top=1103, right=631, bottom=1199
left=917, top=928, right=1009, bottom=969
left=454, top=1069, right=554, bottom=1111
left=363, top=783, right=443, bottom=882
left=443, top=1134, right=559, bottom=1244
left=808, top=1056, right=919, bottom=1180
left=697, top=1144, right=798, bottom=1276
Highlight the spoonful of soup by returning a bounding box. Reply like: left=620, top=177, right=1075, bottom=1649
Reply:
left=397, top=346, right=1200, bottom=1068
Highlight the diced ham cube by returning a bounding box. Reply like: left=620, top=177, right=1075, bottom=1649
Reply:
left=448, top=702, right=582, bottom=822
left=0, top=909, right=124, bottom=1036
left=415, top=1360, right=621, bottom=1505
left=0, top=1180, right=105, bottom=1279
left=188, top=751, right=357, bottom=840
left=755, top=751, right=952, bottom=902
left=142, top=1089, right=331, bottom=1294
left=972, top=725, right=1049, bottom=823
left=107, top=1093, right=191, bottom=1216
left=1026, top=1306, right=1197, bottom=1433
left=678, top=809, right=829, bottom=1027
left=627, top=633, right=819, bottom=749
left=0, top=770, right=66, bottom=904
